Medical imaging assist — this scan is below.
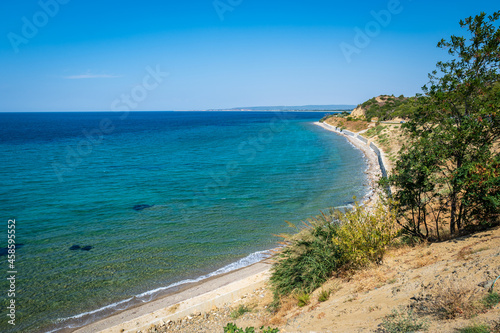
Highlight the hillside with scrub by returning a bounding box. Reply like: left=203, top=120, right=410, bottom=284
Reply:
left=144, top=11, right=500, bottom=333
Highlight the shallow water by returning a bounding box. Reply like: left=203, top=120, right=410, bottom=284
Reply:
left=0, top=111, right=367, bottom=332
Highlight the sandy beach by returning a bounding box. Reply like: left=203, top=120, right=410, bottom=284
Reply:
left=71, top=122, right=384, bottom=333
left=72, top=262, right=271, bottom=333
left=314, top=121, right=385, bottom=206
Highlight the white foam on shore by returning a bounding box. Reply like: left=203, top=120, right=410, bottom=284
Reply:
left=47, top=249, right=272, bottom=332
left=315, top=122, right=375, bottom=200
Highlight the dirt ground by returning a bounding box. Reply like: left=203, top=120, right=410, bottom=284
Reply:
left=146, top=226, right=500, bottom=333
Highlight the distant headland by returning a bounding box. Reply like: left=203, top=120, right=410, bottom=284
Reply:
left=203, top=104, right=356, bottom=112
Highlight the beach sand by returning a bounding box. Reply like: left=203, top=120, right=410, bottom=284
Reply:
left=72, top=122, right=383, bottom=333
left=314, top=122, right=384, bottom=206
left=72, top=262, right=271, bottom=333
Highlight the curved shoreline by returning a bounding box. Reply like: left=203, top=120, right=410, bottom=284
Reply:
left=314, top=121, right=386, bottom=206
left=44, top=250, right=273, bottom=333
left=70, top=262, right=272, bottom=333
left=64, top=121, right=384, bottom=333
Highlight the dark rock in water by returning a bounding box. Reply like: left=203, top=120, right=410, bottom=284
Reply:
left=133, top=204, right=154, bottom=211
left=0, top=243, right=24, bottom=256
left=70, top=245, right=93, bottom=251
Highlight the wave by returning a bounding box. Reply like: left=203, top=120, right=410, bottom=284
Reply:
left=45, top=249, right=272, bottom=333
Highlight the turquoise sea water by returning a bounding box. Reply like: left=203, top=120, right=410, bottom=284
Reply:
left=0, top=111, right=367, bottom=332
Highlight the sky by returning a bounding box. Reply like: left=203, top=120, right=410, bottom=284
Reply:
left=0, top=0, right=498, bottom=111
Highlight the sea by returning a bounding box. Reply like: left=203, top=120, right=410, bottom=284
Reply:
left=0, top=111, right=368, bottom=332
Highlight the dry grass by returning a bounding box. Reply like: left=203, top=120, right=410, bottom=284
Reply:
left=420, top=285, right=481, bottom=319
left=457, top=246, right=475, bottom=261
left=263, top=296, right=296, bottom=326
left=351, top=266, right=396, bottom=292
left=457, top=240, right=491, bottom=261
left=413, top=251, right=439, bottom=268
left=387, top=243, right=424, bottom=258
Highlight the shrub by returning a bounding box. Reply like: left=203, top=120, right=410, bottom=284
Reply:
left=421, top=285, right=480, bottom=319
left=380, top=308, right=427, bottom=333
left=270, top=209, right=344, bottom=301
left=482, top=291, right=500, bottom=309
left=296, top=292, right=310, bottom=307
left=231, top=304, right=251, bottom=319
left=223, top=323, right=279, bottom=333
left=457, top=323, right=491, bottom=333
left=318, top=289, right=331, bottom=302
left=333, top=201, right=398, bottom=269
left=319, top=114, right=332, bottom=123
left=270, top=200, right=398, bottom=309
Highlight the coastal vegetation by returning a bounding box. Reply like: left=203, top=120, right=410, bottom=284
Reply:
left=388, top=11, right=500, bottom=240
left=266, top=11, right=500, bottom=331
left=223, top=323, right=279, bottom=333
left=359, top=95, right=417, bottom=121
left=269, top=201, right=398, bottom=308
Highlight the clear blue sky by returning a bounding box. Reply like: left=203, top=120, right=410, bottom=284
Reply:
left=0, top=0, right=498, bottom=111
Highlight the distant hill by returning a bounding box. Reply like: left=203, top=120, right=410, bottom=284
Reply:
left=206, top=105, right=356, bottom=111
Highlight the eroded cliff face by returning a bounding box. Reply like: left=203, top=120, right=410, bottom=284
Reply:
left=350, top=104, right=365, bottom=118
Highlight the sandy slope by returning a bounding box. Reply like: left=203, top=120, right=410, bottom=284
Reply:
left=145, top=227, right=500, bottom=333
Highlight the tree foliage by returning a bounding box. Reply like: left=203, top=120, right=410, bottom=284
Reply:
left=359, top=95, right=417, bottom=121
left=389, top=11, right=500, bottom=239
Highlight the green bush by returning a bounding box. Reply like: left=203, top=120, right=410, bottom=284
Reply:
left=482, top=291, right=500, bottom=309
left=318, top=289, right=331, bottom=302
left=230, top=304, right=251, bottom=319
left=457, top=323, right=491, bottom=333
left=223, top=323, right=279, bottom=333
left=296, top=292, right=310, bottom=307
left=319, top=114, right=332, bottom=123
left=270, top=209, right=344, bottom=301
left=333, top=201, right=398, bottom=269
left=270, top=200, right=398, bottom=309
left=360, top=95, right=416, bottom=121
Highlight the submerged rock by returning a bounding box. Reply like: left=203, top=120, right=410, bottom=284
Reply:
left=133, top=204, right=154, bottom=211
left=69, top=245, right=93, bottom=251
left=0, top=243, right=24, bottom=256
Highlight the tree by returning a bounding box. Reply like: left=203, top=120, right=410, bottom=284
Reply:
left=390, top=11, right=500, bottom=238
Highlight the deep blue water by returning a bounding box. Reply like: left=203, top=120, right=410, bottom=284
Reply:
left=0, top=111, right=367, bottom=332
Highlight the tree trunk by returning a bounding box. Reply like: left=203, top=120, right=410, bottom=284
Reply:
left=450, top=193, right=457, bottom=234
